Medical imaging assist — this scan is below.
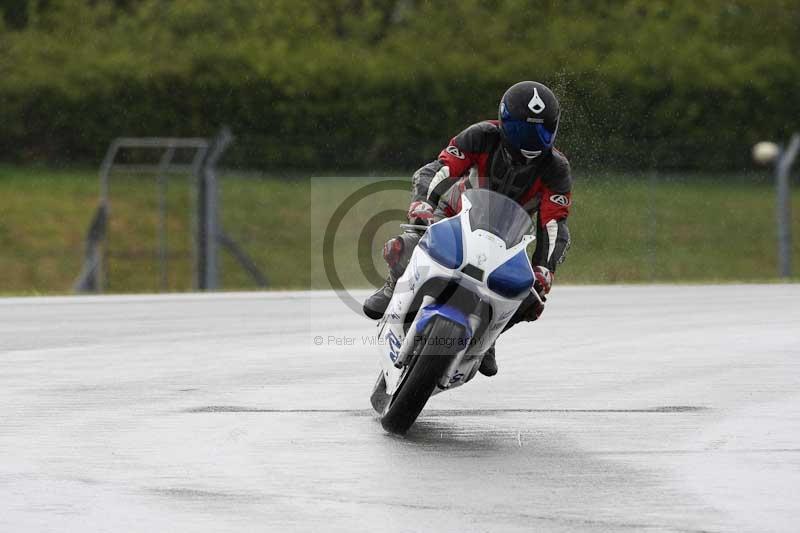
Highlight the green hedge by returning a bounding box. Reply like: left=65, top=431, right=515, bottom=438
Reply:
left=2, top=0, right=798, bottom=171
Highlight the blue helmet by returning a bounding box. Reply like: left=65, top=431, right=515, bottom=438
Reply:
left=498, top=81, right=561, bottom=161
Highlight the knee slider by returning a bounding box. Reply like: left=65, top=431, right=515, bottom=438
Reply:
left=383, top=232, right=420, bottom=279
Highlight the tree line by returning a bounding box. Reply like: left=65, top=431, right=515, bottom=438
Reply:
left=2, top=0, right=798, bottom=171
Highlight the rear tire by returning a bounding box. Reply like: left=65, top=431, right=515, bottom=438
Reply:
left=380, top=317, right=463, bottom=435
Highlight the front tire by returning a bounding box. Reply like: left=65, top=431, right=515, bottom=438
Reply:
left=380, top=317, right=463, bottom=435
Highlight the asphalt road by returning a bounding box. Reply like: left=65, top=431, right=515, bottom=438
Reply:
left=1, top=285, right=798, bottom=532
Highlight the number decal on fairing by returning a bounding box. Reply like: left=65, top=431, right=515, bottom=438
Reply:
left=386, top=330, right=402, bottom=362
left=449, top=371, right=465, bottom=384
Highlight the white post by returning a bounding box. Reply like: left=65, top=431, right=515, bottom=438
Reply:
left=775, top=134, right=799, bottom=279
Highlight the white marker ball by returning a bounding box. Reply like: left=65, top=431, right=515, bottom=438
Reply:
left=752, top=141, right=780, bottom=165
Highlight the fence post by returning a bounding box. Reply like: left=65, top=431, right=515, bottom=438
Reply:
left=776, top=134, right=799, bottom=279
left=197, top=127, right=233, bottom=290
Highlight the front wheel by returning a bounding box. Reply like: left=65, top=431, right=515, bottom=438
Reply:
left=380, top=317, right=464, bottom=435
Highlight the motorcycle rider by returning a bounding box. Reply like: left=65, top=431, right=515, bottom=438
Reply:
left=363, top=81, right=572, bottom=377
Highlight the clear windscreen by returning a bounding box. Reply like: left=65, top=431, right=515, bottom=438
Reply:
left=463, top=188, right=532, bottom=247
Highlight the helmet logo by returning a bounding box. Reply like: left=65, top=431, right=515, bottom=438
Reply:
left=528, top=88, right=546, bottom=114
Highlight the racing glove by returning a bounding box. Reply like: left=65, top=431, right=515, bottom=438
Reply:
left=513, top=290, right=545, bottom=323
left=503, top=270, right=550, bottom=328
left=533, top=266, right=553, bottom=302
left=407, top=200, right=435, bottom=225
left=508, top=267, right=551, bottom=325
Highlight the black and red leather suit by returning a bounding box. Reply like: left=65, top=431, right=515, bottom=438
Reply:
left=412, top=119, right=572, bottom=273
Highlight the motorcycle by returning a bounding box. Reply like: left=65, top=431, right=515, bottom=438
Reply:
left=370, top=188, right=539, bottom=434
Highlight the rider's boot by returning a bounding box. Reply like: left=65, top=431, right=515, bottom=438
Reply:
left=363, top=232, right=421, bottom=320
left=479, top=342, right=498, bottom=376
left=363, top=275, right=396, bottom=320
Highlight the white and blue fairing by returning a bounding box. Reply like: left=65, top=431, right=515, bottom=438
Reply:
left=377, top=188, right=537, bottom=394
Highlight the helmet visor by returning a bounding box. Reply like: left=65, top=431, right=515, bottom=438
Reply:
left=501, top=118, right=555, bottom=155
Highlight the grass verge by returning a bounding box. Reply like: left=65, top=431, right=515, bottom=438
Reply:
left=0, top=166, right=797, bottom=294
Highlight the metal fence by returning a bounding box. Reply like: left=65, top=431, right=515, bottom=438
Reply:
left=75, top=129, right=266, bottom=293
left=69, top=132, right=798, bottom=294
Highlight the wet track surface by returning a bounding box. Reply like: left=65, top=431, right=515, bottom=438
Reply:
left=1, top=285, right=799, bottom=532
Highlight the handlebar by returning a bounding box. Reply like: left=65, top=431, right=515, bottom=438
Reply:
left=399, top=224, right=429, bottom=234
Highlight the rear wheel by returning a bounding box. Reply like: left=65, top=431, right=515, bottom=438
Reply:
left=380, top=317, right=464, bottom=435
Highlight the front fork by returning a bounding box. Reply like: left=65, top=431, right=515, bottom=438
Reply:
left=393, top=295, right=484, bottom=390
left=393, top=295, right=435, bottom=369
